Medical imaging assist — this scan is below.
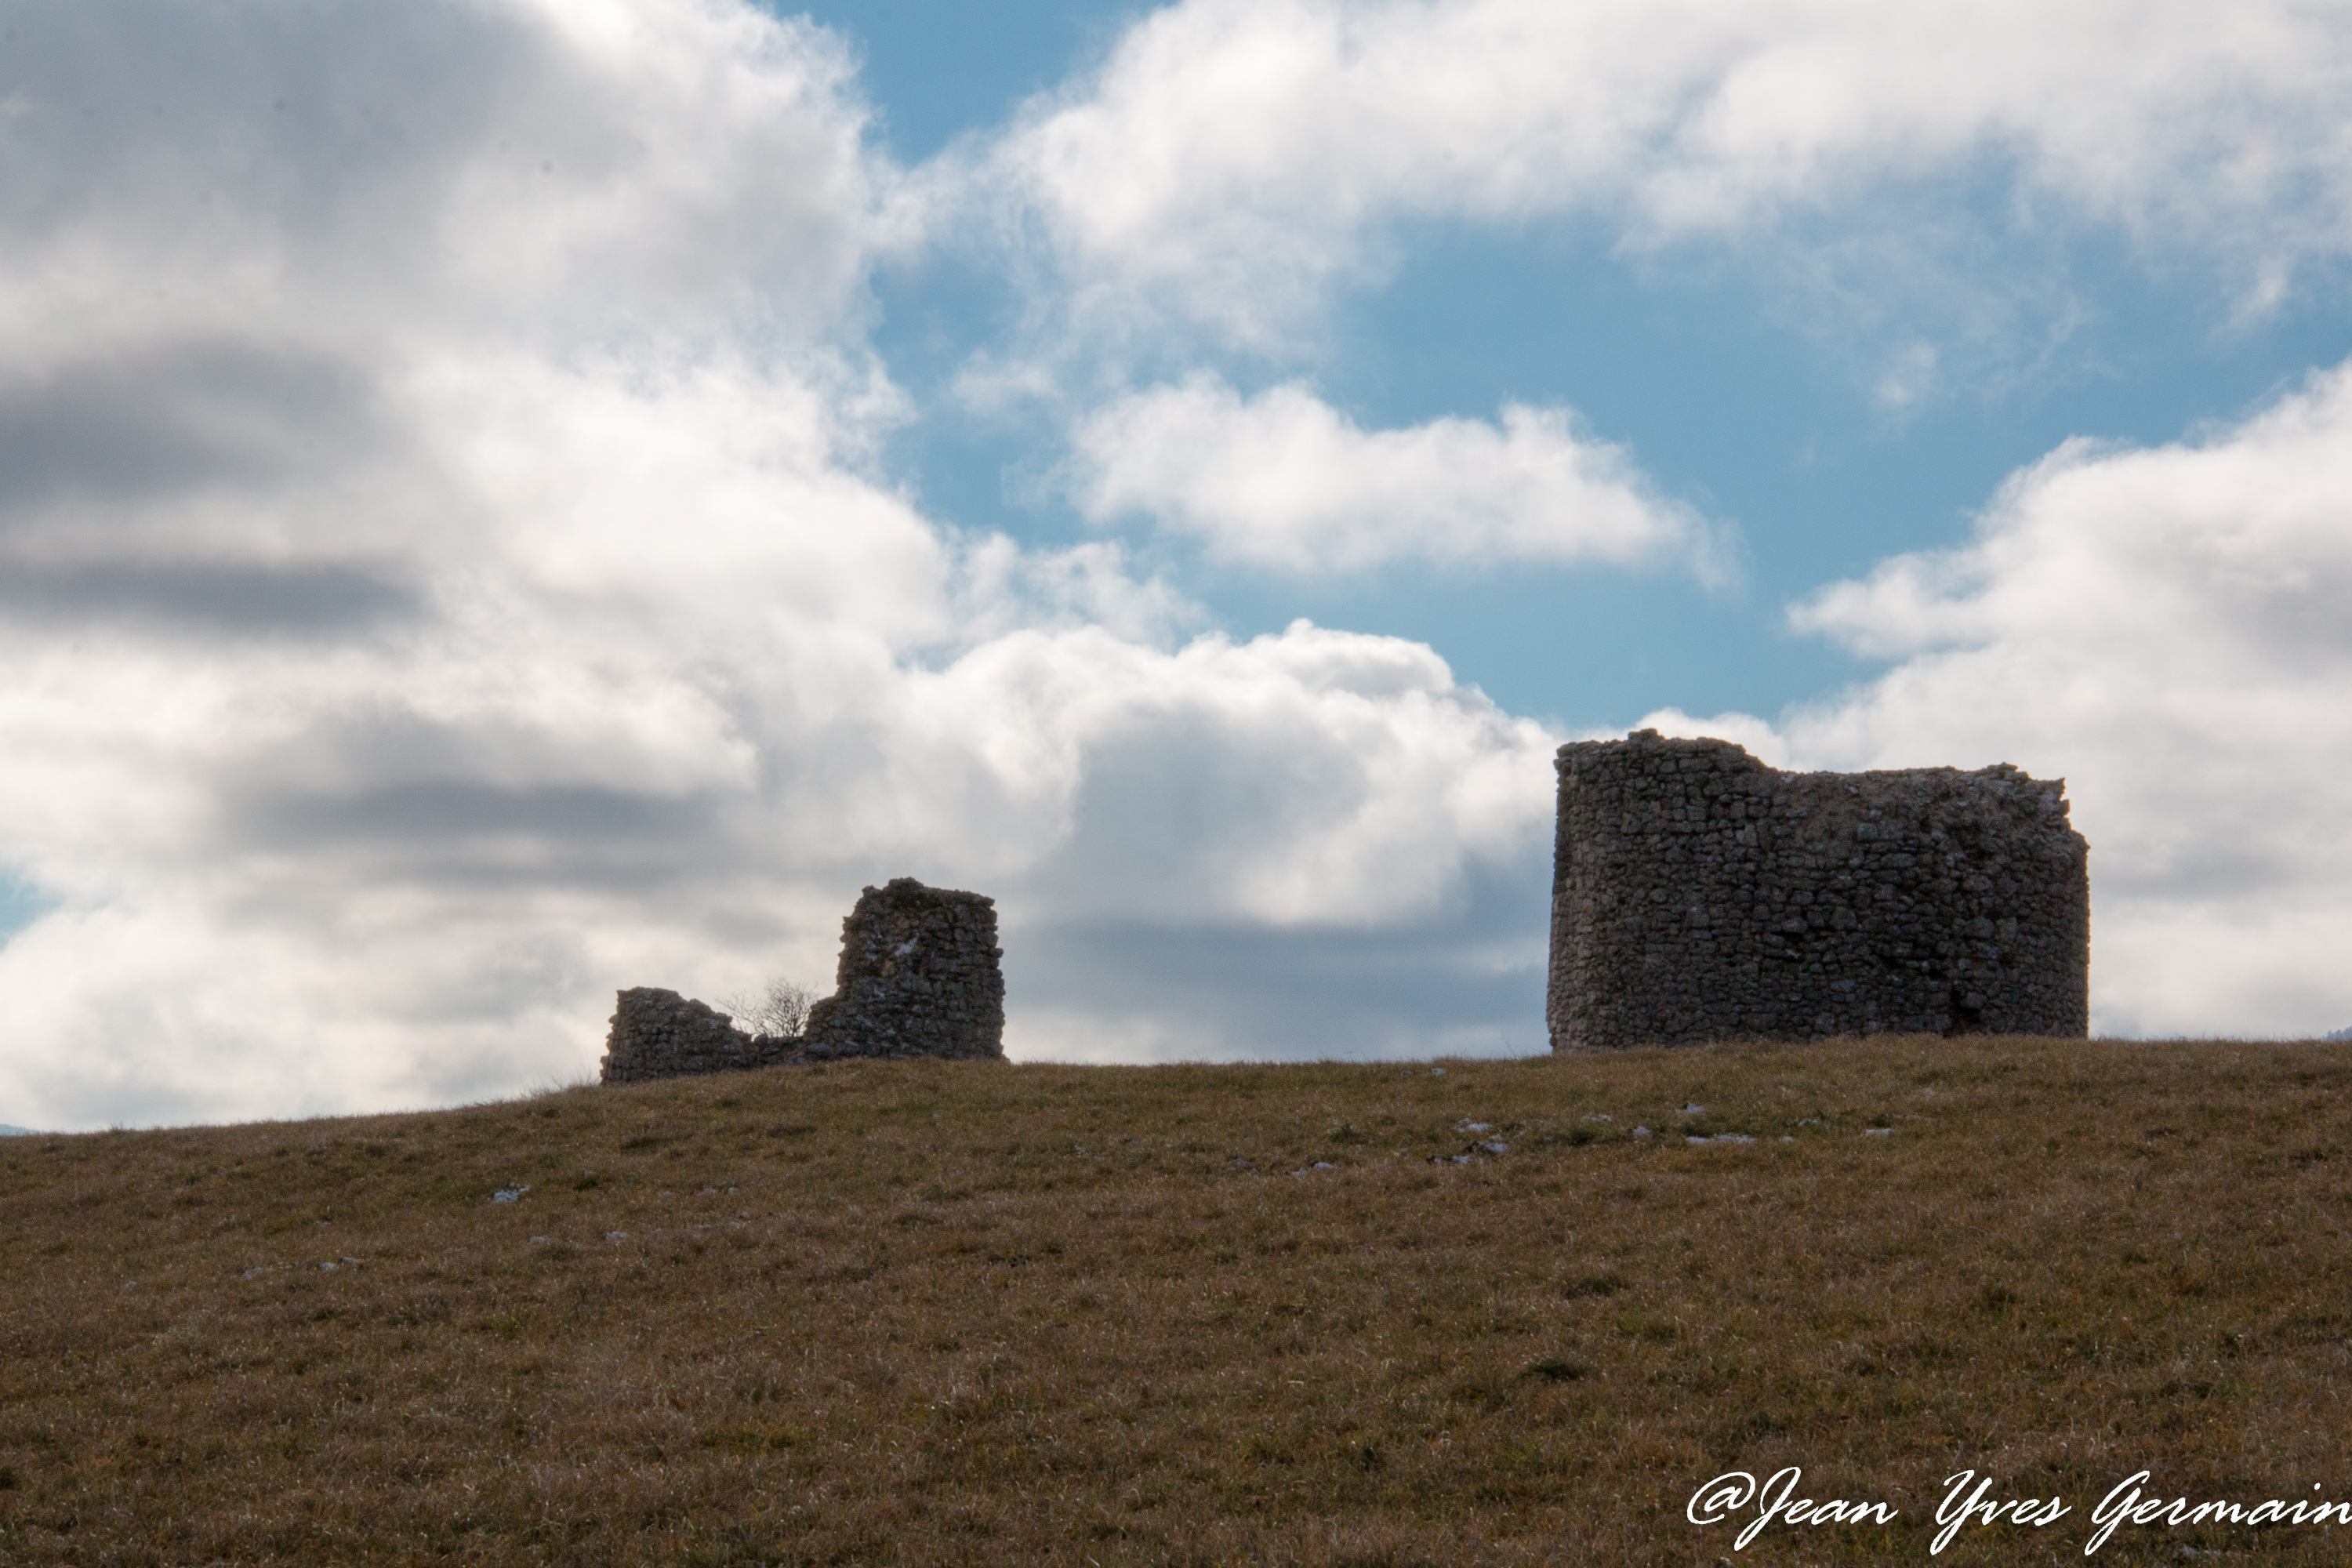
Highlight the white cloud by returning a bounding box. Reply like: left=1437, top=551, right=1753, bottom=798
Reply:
left=985, top=0, right=2352, bottom=349
left=1066, top=376, right=1730, bottom=580
left=1769, top=364, right=2352, bottom=1037
left=921, top=619, right=1556, bottom=925
left=949, top=536, right=1210, bottom=651
left=0, top=0, right=882, bottom=369
left=0, top=0, right=1558, bottom=1131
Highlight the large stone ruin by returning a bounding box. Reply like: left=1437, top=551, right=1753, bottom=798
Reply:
left=599, top=877, right=1005, bottom=1083
left=1550, top=730, right=2089, bottom=1051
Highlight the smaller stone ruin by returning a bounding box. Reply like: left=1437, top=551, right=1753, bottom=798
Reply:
left=598, top=877, right=1005, bottom=1083
left=598, top=989, right=803, bottom=1083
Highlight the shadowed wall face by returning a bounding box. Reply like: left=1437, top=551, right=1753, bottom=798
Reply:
left=1550, top=731, right=2089, bottom=1051
left=801, top=878, right=1006, bottom=1061
left=598, top=988, right=804, bottom=1083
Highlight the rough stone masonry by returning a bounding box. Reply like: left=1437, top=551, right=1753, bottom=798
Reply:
left=600, top=877, right=1005, bottom=1083
left=598, top=988, right=800, bottom=1083
left=1549, top=731, right=2089, bottom=1051
left=799, top=877, right=1005, bottom=1061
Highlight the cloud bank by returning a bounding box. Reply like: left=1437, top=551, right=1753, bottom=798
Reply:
left=1065, top=378, right=1732, bottom=580
left=987, top=0, right=2352, bottom=348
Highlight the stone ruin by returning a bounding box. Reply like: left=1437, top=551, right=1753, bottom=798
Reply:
left=800, top=878, right=1006, bottom=1060
left=599, top=877, right=1005, bottom=1084
left=599, top=988, right=800, bottom=1083
left=1550, top=730, right=2089, bottom=1051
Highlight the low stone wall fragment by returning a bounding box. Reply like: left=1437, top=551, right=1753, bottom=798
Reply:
left=597, top=987, right=805, bottom=1083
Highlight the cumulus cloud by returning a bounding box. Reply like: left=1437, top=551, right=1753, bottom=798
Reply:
left=1766, top=364, right=2352, bottom=1037
left=0, top=0, right=1557, bottom=1131
left=1065, top=377, right=1732, bottom=581
left=983, top=0, right=2352, bottom=348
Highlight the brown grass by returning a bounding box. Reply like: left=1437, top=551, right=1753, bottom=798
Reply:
left=3, top=1034, right=2351, bottom=1566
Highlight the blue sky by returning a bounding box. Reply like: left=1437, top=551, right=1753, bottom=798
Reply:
left=5, top=0, right=2352, bottom=1129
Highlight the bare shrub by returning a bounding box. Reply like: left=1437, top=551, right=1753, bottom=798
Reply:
left=717, top=977, right=817, bottom=1039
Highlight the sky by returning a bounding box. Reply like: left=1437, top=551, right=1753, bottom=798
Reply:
left=4, top=0, right=2352, bottom=1131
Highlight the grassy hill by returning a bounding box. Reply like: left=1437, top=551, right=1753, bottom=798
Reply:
left=4, top=1035, right=2350, bottom=1566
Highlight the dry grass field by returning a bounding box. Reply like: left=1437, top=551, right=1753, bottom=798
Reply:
left=4, top=1034, right=2351, bottom=1566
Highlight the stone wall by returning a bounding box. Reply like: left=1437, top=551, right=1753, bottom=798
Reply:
left=597, top=987, right=806, bottom=1083
left=1549, top=730, right=2089, bottom=1051
left=598, top=876, right=1005, bottom=1083
left=801, top=878, right=1005, bottom=1061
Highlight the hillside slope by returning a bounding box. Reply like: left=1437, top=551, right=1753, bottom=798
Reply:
left=4, top=1037, right=2350, bottom=1565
